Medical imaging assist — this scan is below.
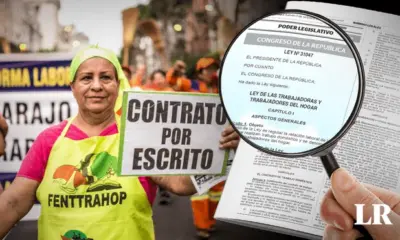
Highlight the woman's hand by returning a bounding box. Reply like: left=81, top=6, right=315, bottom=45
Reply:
left=150, top=176, right=196, bottom=196
left=219, top=125, right=240, bottom=150
left=150, top=125, right=241, bottom=196
left=0, top=114, right=8, bottom=156
left=320, top=168, right=400, bottom=239
left=0, top=177, right=39, bottom=238
left=0, top=114, right=8, bottom=137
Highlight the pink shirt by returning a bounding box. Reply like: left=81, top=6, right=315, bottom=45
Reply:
left=17, top=120, right=157, bottom=205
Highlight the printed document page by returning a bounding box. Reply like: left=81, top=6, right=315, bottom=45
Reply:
left=285, top=0, right=400, bottom=195
left=216, top=1, right=400, bottom=238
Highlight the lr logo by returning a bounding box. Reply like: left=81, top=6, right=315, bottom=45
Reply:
left=355, top=204, right=393, bottom=225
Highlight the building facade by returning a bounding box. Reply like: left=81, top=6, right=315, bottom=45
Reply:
left=0, top=0, right=42, bottom=52
left=185, top=0, right=211, bottom=55
left=57, top=24, right=90, bottom=52
left=0, top=0, right=89, bottom=53
left=185, top=0, right=286, bottom=55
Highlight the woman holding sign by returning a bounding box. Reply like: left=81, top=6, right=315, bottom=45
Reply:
left=0, top=45, right=238, bottom=240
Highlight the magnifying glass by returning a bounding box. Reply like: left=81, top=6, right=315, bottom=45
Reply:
left=219, top=9, right=371, bottom=239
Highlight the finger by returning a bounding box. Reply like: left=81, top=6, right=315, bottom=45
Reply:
left=0, top=116, right=8, bottom=135
left=221, top=131, right=239, bottom=140
left=331, top=168, right=400, bottom=238
left=323, top=224, right=363, bottom=240
left=0, top=114, right=5, bottom=124
left=363, top=183, right=400, bottom=215
left=221, top=126, right=239, bottom=139
left=320, top=189, right=355, bottom=231
left=220, top=131, right=239, bottom=144
left=219, top=140, right=239, bottom=149
left=221, top=125, right=234, bottom=136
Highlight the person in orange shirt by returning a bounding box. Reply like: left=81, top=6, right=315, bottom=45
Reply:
left=165, top=60, right=186, bottom=90
left=185, top=57, right=229, bottom=239
left=166, top=58, right=219, bottom=93
left=193, top=57, right=219, bottom=93
left=167, top=57, right=235, bottom=238
left=142, top=69, right=174, bottom=92
left=125, top=64, right=146, bottom=88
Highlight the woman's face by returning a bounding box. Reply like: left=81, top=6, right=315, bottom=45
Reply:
left=71, top=57, right=119, bottom=114
left=153, top=72, right=166, bottom=88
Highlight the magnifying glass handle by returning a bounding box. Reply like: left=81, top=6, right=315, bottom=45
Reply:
left=354, top=224, right=373, bottom=240
left=320, top=152, right=373, bottom=239
left=320, top=152, right=340, bottom=178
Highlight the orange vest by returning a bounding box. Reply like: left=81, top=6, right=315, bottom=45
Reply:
left=129, top=74, right=143, bottom=88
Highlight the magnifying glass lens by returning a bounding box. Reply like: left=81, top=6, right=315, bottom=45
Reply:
left=219, top=9, right=369, bottom=238
left=220, top=11, right=362, bottom=156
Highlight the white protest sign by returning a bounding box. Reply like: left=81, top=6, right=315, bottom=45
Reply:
left=0, top=52, right=76, bottom=173
left=117, top=91, right=229, bottom=175
left=0, top=91, right=77, bottom=172
left=191, top=149, right=235, bottom=194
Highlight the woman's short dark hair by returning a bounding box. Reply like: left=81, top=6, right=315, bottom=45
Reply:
left=150, top=69, right=166, bottom=80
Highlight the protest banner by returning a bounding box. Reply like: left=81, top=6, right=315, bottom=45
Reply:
left=0, top=52, right=76, bottom=220
left=117, top=91, right=230, bottom=176
left=191, top=149, right=235, bottom=194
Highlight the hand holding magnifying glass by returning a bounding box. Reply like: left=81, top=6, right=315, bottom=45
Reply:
left=321, top=168, right=400, bottom=239
left=218, top=9, right=380, bottom=239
